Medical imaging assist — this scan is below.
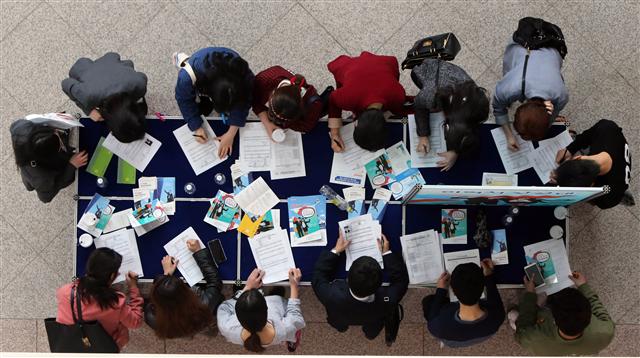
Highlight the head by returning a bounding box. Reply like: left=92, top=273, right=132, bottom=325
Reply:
left=12, top=123, right=68, bottom=170
left=267, top=75, right=306, bottom=126
left=348, top=256, right=383, bottom=297
left=236, top=289, right=268, bottom=353
left=353, top=109, right=386, bottom=151
left=450, top=263, right=485, bottom=306
left=554, top=158, right=600, bottom=187
left=78, top=248, right=122, bottom=310
left=101, top=94, right=147, bottom=143
left=150, top=275, right=214, bottom=339
left=514, top=99, right=550, bottom=141
left=437, top=81, right=490, bottom=126
left=197, top=52, right=251, bottom=114
left=443, top=119, right=480, bottom=156
left=548, top=288, right=591, bottom=336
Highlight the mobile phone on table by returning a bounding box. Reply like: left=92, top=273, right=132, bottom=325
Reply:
left=207, top=239, right=227, bottom=267
left=524, top=263, right=545, bottom=288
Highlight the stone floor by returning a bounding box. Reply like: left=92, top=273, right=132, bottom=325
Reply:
left=0, top=0, right=638, bottom=356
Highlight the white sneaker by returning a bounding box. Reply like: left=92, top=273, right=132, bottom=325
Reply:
left=172, top=52, right=189, bottom=68
left=507, top=309, right=519, bottom=330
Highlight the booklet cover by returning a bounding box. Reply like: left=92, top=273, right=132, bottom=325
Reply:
left=204, top=190, right=240, bottom=232
left=368, top=187, right=392, bottom=222
left=491, top=229, right=509, bottom=265
left=117, top=158, right=136, bottom=184
left=386, top=141, right=412, bottom=174
left=77, top=193, right=114, bottom=237
left=154, top=177, right=176, bottom=215
left=388, top=168, right=425, bottom=200
left=86, top=136, right=113, bottom=178
left=255, top=209, right=280, bottom=235
left=287, top=195, right=327, bottom=245
left=132, top=196, right=165, bottom=226
left=343, top=186, right=366, bottom=219
left=364, top=149, right=396, bottom=188
left=441, top=209, right=467, bottom=244
left=238, top=212, right=265, bottom=237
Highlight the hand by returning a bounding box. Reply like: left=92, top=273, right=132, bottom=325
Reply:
left=216, top=130, right=235, bottom=158
left=161, top=255, right=178, bottom=276
left=263, top=120, right=280, bottom=141
left=507, top=135, right=520, bottom=151
left=126, top=271, right=138, bottom=288
left=245, top=268, right=265, bottom=290
left=69, top=151, right=88, bottom=168
left=193, top=127, right=208, bottom=144
left=89, top=109, right=103, bottom=122
left=436, top=151, right=458, bottom=172
left=543, top=100, right=554, bottom=115
left=555, top=148, right=571, bottom=164
left=377, top=233, right=390, bottom=254
left=330, top=133, right=345, bottom=153
left=480, top=258, right=495, bottom=276
left=333, top=230, right=351, bottom=253
left=549, top=171, right=558, bottom=184
left=417, top=136, right=430, bottom=154
left=569, top=271, right=587, bottom=287
left=523, top=275, right=536, bottom=293
left=186, top=239, right=201, bottom=253
left=288, top=268, right=302, bottom=287
left=436, top=272, right=450, bottom=289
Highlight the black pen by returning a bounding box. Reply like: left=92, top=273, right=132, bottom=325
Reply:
left=192, top=134, right=206, bottom=140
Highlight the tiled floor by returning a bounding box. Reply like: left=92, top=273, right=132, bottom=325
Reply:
left=1, top=0, right=638, bottom=356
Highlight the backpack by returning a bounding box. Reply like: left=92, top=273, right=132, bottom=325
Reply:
left=401, top=33, right=461, bottom=70
left=513, top=17, right=567, bottom=59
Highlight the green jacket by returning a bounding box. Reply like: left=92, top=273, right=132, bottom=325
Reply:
left=515, top=284, right=615, bottom=356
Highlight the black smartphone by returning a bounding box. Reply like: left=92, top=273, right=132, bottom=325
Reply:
left=207, top=239, right=227, bottom=267
left=524, top=263, right=545, bottom=288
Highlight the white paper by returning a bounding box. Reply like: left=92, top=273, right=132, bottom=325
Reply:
left=528, top=130, right=574, bottom=183
left=386, top=141, right=412, bottom=175
left=524, top=238, right=573, bottom=295
left=132, top=188, right=151, bottom=202
left=290, top=229, right=327, bottom=247
left=408, top=113, right=447, bottom=168
left=400, top=230, right=444, bottom=284
left=163, top=227, right=205, bottom=286
left=270, top=131, right=306, bottom=180
left=329, top=122, right=368, bottom=187
left=138, top=176, right=157, bottom=191
left=343, top=186, right=366, bottom=202
left=94, top=229, right=143, bottom=283
left=173, top=120, right=226, bottom=175
left=25, top=113, right=83, bottom=129
left=239, top=122, right=272, bottom=171
left=249, top=229, right=296, bottom=284
left=490, top=125, right=535, bottom=175
left=482, top=172, right=518, bottom=186
left=443, top=249, right=483, bottom=302
left=103, top=209, right=133, bottom=234
left=103, top=132, right=161, bottom=172
left=234, top=177, right=279, bottom=216
left=339, top=214, right=384, bottom=270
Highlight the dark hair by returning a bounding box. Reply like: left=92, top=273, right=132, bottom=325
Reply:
left=12, top=123, right=68, bottom=170
left=514, top=99, right=550, bottom=141
left=450, top=263, right=485, bottom=306
left=555, top=159, right=600, bottom=187
left=267, top=74, right=306, bottom=126
left=548, top=288, right=591, bottom=336
left=353, top=109, right=386, bottom=151
left=78, top=248, right=122, bottom=310
left=101, top=94, right=147, bottom=143
left=236, top=289, right=268, bottom=353
left=348, top=256, right=382, bottom=297
left=150, top=275, right=214, bottom=339
left=197, top=52, right=251, bottom=114
left=437, top=80, right=489, bottom=126
left=443, top=119, right=480, bottom=156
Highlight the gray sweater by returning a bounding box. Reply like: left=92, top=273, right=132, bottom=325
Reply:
left=492, top=40, right=568, bottom=125
left=61, top=52, right=147, bottom=115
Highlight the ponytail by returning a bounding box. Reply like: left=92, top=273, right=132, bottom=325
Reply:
left=78, top=248, right=122, bottom=310
left=243, top=331, right=265, bottom=353
left=236, top=289, right=268, bottom=353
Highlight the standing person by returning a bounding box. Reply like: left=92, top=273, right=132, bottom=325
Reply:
left=252, top=66, right=333, bottom=137
left=173, top=47, right=254, bottom=158
left=422, top=260, right=505, bottom=347
left=326, top=51, right=409, bottom=152
left=62, top=52, right=148, bottom=143
left=217, top=268, right=305, bottom=352
left=312, top=232, right=409, bottom=341
left=411, top=60, right=489, bottom=171
left=553, top=119, right=633, bottom=208
left=55, top=248, right=143, bottom=351
left=144, top=239, right=224, bottom=338
left=512, top=271, right=615, bottom=355
left=10, top=117, right=88, bottom=203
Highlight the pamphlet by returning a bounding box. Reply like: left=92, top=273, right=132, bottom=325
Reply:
left=86, top=137, right=113, bottom=178
left=363, top=149, right=396, bottom=188
left=288, top=195, right=327, bottom=247
left=343, top=186, right=366, bottom=219
left=367, top=187, right=392, bottom=222
left=204, top=190, right=240, bottom=232
left=77, top=193, right=114, bottom=237
left=388, top=168, right=425, bottom=200
left=491, top=229, right=509, bottom=265
left=153, top=177, right=176, bottom=215
left=440, top=208, right=467, bottom=244
left=117, top=158, right=136, bottom=184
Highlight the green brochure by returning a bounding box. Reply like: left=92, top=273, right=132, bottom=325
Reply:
left=86, top=137, right=113, bottom=177
left=117, top=158, right=136, bottom=184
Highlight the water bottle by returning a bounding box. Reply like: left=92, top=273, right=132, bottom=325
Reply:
left=319, top=185, right=349, bottom=211
left=96, top=177, right=108, bottom=189
left=214, top=173, right=226, bottom=185
left=184, top=182, right=196, bottom=195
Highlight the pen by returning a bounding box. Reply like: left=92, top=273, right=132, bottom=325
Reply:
left=192, top=134, right=206, bottom=140
left=328, top=133, right=343, bottom=149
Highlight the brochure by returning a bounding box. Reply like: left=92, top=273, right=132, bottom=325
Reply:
left=288, top=195, right=327, bottom=246
left=441, top=209, right=467, bottom=244
left=388, top=168, right=425, bottom=200
left=77, top=193, right=114, bottom=237
left=86, top=136, right=113, bottom=178
left=204, top=190, right=240, bottom=232
left=363, top=149, right=396, bottom=188
left=343, top=186, right=366, bottom=219
left=491, top=229, right=509, bottom=265
left=154, top=177, right=176, bottom=215
left=117, top=158, right=136, bottom=184
left=367, top=187, right=392, bottom=222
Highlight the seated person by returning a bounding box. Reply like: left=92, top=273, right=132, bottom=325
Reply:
left=173, top=47, right=254, bottom=157
left=55, top=248, right=143, bottom=351
left=217, top=268, right=305, bottom=352
left=513, top=271, right=614, bottom=355
left=312, top=232, right=409, bottom=341
left=10, top=117, right=87, bottom=203
left=493, top=36, right=568, bottom=150
left=252, top=66, right=332, bottom=136
left=62, top=52, right=148, bottom=143
left=326, top=51, right=409, bottom=152
left=553, top=119, right=633, bottom=209
left=422, top=259, right=504, bottom=347
left=412, top=59, right=489, bottom=170
left=145, top=239, right=224, bottom=338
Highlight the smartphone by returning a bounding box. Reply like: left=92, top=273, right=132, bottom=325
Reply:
left=524, top=263, right=546, bottom=288
left=207, top=239, right=227, bottom=267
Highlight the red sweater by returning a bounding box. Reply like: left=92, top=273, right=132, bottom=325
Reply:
left=327, top=51, right=406, bottom=118
left=56, top=282, right=144, bottom=350
left=252, top=66, right=321, bottom=133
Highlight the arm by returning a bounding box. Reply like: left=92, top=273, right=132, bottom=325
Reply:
left=578, top=283, right=613, bottom=324
left=118, top=285, right=144, bottom=329
left=61, top=78, right=93, bottom=115
left=382, top=252, right=409, bottom=302
left=483, top=274, right=505, bottom=321
left=515, top=292, right=538, bottom=336
left=327, top=91, right=343, bottom=129
left=311, top=250, right=341, bottom=305
left=175, top=73, right=204, bottom=131
left=566, top=123, right=598, bottom=154
left=216, top=298, right=244, bottom=344
left=492, top=79, right=516, bottom=126
left=33, top=162, right=76, bottom=203
left=192, top=248, right=224, bottom=313
left=414, top=107, right=431, bottom=137
left=280, top=298, right=306, bottom=341
left=424, top=288, right=450, bottom=321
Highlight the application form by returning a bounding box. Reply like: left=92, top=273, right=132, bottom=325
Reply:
left=249, top=229, right=296, bottom=284
left=329, top=122, right=367, bottom=187
left=103, top=132, right=161, bottom=172
left=95, top=229, right=143, bottom=283
left=173, top=120, right=226, bottom=175
left=491, top=125, right=535, bottom=174
left=408, top=113, right=447, bottom=168
left=163, top=227, right=205, bottom=287
left=400, top=230, right=444, bottom=284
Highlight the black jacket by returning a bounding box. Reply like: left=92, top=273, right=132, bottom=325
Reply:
left=311, top=250, right=409, bottom=331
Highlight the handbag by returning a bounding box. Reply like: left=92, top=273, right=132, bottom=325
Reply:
left=513, top=17, right=567, bottom=59
left=401, top=33, right=461, bottom=70
left=383, top=296, right=404, bottom=346
left=44, top=284, right=119, bottom=353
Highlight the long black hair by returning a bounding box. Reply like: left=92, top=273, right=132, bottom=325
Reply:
left=236, top=289, right=268, bottom=353
left=78, top=248, right=122, bottom=310
left=12, top=123, right=68, bottom=170
left=196, top=52, right=251, bottom=114
left=101, top=93, right=147, bottom=143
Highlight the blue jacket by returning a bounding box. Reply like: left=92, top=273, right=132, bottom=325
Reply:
left=175, top=47, right=254, bottom=130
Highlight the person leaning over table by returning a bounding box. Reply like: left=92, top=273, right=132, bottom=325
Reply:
left=173, top=47, right=254, bottom=158
left=411, top=59, right=490, bottom=171
left=62, top=52, right=148, bottom=143
left=144, top=239, right=224, bottom=339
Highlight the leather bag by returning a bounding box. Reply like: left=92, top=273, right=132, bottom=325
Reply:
left=401, top=33, right=461, bottom=69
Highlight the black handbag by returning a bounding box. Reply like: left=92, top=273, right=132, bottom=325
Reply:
left=44, top=285, right=119, bottom=353
left=401, top=33, right=461, bottom=70
left=383, top=297, right=404, bottom=347
left=513, top=17, right=567, bottom=59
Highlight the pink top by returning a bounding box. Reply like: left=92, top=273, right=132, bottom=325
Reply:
left=56, top=282, right=144, bottom=350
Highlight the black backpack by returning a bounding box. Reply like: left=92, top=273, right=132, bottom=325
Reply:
left=513, top=17, right=567, bottom=59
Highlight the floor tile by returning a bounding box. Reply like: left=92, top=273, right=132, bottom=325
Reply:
left=0, top=319, right=37, bottom=352
left=38, top=222, right=76, bottom=284
left=0, top=88, right=25, bottom=164
left=400, top=286, right=431, bottom=324
left=0, top=215, right=37, bottom=289
left=121, top=323, right=166, bottom=354
left=0, top=0, right=42, bottom=43
left=615, top=49, right=639, bottom=93
left=567, top=201, right=601, bottom=240
left=36, top=319, right=50, bottom=353
left=423, top=322, right=528, bottom=356
left=165, top=327, right=248, bottom=355
left=298, top=285, right=328, bottom=323
left=599, top=324, right=640, bottom=357
left=617, top=297, right=640, bottom=325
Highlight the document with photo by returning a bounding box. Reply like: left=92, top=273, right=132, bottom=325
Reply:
left=249, top=228, right=296, bottom=284
left=400, top=230, right=444, bottom=285
left=339, top=214, right=384, bottom=270
left=103, top=132, right=161, bottom=172
left=270, top=130, right=306, bottom=180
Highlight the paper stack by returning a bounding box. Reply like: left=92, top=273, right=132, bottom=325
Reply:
left=338, top=214, right=384, bottom=270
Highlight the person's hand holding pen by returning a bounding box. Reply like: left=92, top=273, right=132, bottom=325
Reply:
left=162, top=255, right=178, bottom=276
left=329, top=129, right=345, bottom=153
left=555, top=148, right=572, bottom=164
left=192, top=127, right=208, bottom=144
